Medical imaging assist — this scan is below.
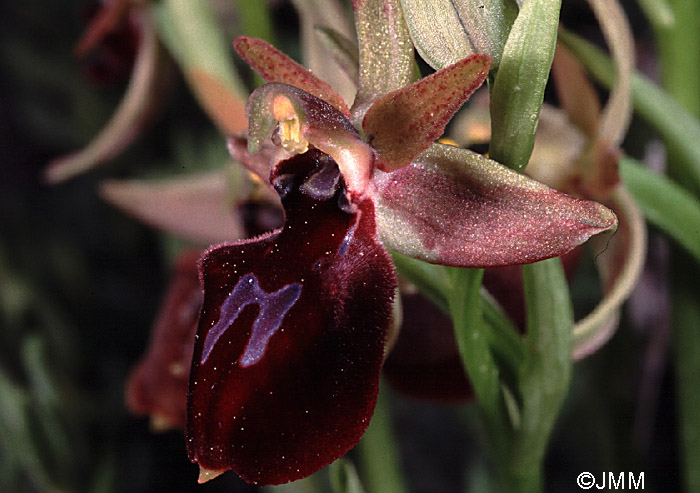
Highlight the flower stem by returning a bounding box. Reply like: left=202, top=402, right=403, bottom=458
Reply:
left=356, top=386, right=406, bottom=493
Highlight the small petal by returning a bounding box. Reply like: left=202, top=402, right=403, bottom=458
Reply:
left=227, top=135, right=273, bottom=185
left=375, top=144, right=617, bottom=267
left=291, top=0, right=356, bottom=105
left=246, top=83, right=374, bottom=196
left=362, top=54, right=490, bottom=171
left=234, top=36, right=350, bottom=116
left=187, top=149, right=396, bottom=485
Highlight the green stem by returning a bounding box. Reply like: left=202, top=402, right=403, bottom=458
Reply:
left=504, top=259, right=573, bottom=492
left=391, top=252, right=524, bottom=375
left=356, top=386, right=406, bottom=493
left=447, top=268, right=512, bottom=465
left=481, top=0, right=565, bottom=489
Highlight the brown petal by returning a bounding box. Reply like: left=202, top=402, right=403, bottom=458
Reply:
left=362, top=54, right=489, bottom=171
left=234, top=36, right=350, bottom=116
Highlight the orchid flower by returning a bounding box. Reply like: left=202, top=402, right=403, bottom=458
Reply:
left=185, top=33, right=617, bottom=485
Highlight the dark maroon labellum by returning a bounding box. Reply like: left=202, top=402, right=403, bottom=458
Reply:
left=187, top=149, right=396, bottom=485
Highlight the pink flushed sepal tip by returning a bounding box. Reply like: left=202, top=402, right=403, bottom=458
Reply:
left=186, top=149, right=396, bottom=485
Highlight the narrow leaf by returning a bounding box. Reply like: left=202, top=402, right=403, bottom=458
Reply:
left=356, top=389, right=405, bottom=493
left=620, top=157, right=700, bottom=265
left=234, top=36, right=350, bottom=116
left=363, top=54, right=490, bottom=171
left=673, top=280, right=700, bottom=493
left=351, top=0, right=413, bottom=122
left=489, top=0, right=562, bottom=171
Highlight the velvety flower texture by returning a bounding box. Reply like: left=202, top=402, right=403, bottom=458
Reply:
left=186, top=36, right=617, bottom=485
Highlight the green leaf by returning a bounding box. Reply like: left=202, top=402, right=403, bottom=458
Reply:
left=489, top=0, right=562, bottom=171
left=620, top=157, right=700, bottom=266
left=0, top=369, right=52, bottom=491
left=448, top=267, right=511, bottom=454
left=329, top=459, right=367, bottom=493
left=672, top=272, right=700, bottom=493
